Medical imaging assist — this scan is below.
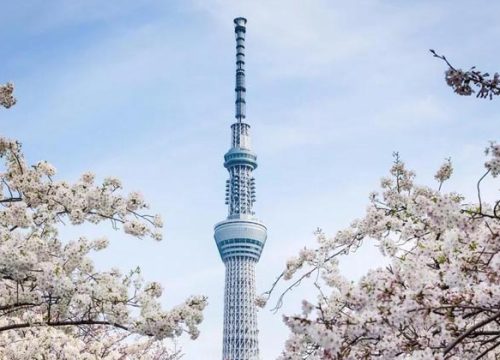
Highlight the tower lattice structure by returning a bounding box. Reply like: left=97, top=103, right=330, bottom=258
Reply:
left=214, top=17, right=267, bottom=360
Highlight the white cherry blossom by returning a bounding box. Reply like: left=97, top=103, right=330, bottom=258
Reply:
left=267, top=148, right=500, bottom=359
left=0, top=87, right=206, bottom=359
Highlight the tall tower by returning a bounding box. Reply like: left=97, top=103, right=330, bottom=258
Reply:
left=214, top=17, right=267, bottom=360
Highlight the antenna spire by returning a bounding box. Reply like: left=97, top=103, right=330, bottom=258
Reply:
left=234, top=17, right=247, bottom=122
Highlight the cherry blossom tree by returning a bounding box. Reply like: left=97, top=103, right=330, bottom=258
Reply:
left=261, top=144, right=500, bottom=359
left=0, top=83, right=206, bottom=359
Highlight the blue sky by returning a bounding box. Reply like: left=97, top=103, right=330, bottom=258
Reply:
left=1, top=1, right=499, bottom=358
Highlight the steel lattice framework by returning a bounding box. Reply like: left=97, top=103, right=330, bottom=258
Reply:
left=214, top=17, right=267, bottom=360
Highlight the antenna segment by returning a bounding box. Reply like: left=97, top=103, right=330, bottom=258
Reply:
left=234, top=17, right=246, bottom=121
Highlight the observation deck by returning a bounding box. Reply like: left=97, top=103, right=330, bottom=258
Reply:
left=224, top=147, right=258, bottom=170
left=214, top=216, right=267, bottom=262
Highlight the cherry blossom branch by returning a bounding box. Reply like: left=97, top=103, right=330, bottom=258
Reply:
left=476, top=169, right=490, bottom=215
left=0, top=319, right=130, bottom=333
left=444, top=310, right=500, bottom=355
left=267, top=245, right=350, bottom=312
left=0, top=197, right=22, bottom=203
left=475, top=340, right=500, bottom=360
left=0, top=302, right=40, bottom=312
left=430, top=50, right=500, bottom=99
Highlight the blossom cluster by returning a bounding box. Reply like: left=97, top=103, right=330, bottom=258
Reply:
left=0, top=134, right=206, bottom=359
left=268, top=147, right=500, bottom=359
left=0, top=82, right=16, bottom=108
left=434, top=157, right=453, bottom=186
left=430, top=50, right=500, bottom=99
left=485, top=142, right=500, bottom=177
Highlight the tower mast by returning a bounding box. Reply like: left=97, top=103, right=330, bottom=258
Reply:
left=214, top=17, right=267, bottom=360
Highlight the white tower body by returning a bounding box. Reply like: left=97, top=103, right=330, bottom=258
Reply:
left=214, top=18, right=267, bottom=360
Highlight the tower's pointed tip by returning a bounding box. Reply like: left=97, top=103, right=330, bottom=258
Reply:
left=234, top=17, right=247, bottom=25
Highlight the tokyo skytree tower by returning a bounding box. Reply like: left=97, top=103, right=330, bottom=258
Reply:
left=214, top=18, right=267, bottom=360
